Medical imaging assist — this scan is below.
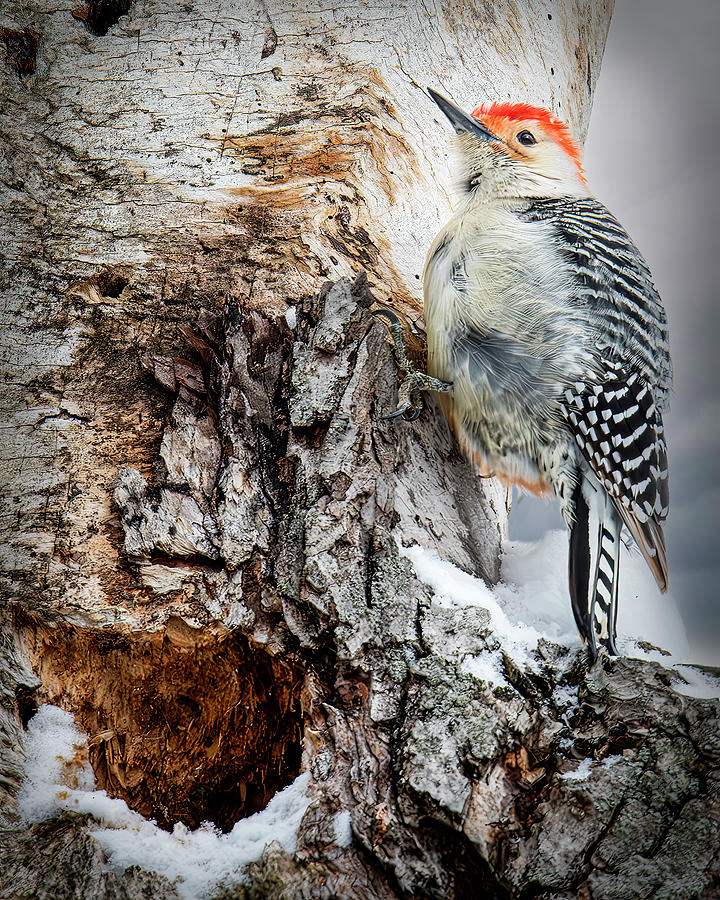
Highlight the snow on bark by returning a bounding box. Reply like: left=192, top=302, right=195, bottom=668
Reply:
left=3, top=2, right=719, bottom=899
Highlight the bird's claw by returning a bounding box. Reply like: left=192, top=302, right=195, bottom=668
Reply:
left=372, top=305, right=451, bottom=423
left=384, top=405, right=416, bottom=421
left=371, top=306, right=403, bottom=331
left=384, top=370, right=426, bottom=421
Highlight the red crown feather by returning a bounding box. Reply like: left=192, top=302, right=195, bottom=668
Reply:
left=472, top=101, right=584, bottom=177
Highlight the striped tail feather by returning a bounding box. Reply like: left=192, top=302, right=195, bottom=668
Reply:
left=569, top=474, right=621, bottom=659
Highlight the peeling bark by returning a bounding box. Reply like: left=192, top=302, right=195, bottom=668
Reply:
left=3, top=1, right=719, bottom=898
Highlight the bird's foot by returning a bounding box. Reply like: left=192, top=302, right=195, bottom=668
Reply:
left=372, top=306, right=452, bottom=422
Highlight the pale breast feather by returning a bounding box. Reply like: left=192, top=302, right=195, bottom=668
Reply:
left=452, top=326, right=544, bottom=399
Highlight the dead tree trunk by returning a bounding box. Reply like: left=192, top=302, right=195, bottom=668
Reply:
left=2, top=2, right=720, bottom=899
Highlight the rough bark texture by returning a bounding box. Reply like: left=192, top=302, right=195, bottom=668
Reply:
left=2, top=1, right=719, bottom=898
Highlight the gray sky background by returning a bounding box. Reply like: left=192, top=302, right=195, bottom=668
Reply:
left=508, top=0, right=720, bottom=662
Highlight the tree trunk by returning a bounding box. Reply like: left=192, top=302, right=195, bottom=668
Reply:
left=2, top=2, right=719, bottom=898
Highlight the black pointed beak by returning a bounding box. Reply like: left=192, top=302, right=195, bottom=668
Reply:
left=427, top=88, right=498, bottom=141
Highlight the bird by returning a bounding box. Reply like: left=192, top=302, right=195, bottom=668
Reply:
left=377, top=89, right=671, bottom=659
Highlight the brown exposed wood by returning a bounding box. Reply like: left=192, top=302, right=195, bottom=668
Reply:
left=0, top=26, right=39, bottom=75
left=15, top=612, right=304, bottom=833
left=71, top=0, right=131, bottom=36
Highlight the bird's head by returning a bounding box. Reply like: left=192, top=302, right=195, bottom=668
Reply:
left=428, top=88, right=589, bottom=200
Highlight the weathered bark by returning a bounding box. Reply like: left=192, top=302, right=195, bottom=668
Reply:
left=2, top=1, right=719, bottom=898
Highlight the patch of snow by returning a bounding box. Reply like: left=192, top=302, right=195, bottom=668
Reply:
left=284, top=306, right=297, bottom=329
left=612, top=541, right=690, bottom=661
left=559, top=757, right=594, bottom=781
left=400, top=540, right=552, bottom=679
left=501, top=530, right=691, bottom=660
left=670, top=666, right=720, bottom=699
left=17, top=705, right=95, bottom=821
left=560, top=754, right=623, bottom=783
left=400, top=542, right=496, bottom=614
left=460, top=652, right=509, bottom=688
left=552, top=683, right=580, bottom=713
left=332, top=810, right=352, bottom=848
left=401, top=529, right=711, bottom=692
left=18, top=705, right=312, bottom=900
left=499, top=530, right=582, bottom=648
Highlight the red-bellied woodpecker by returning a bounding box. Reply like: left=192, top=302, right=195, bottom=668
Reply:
left=377, top=89, right=671, bottom=659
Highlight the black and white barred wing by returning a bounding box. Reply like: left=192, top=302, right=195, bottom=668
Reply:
left=520, top=197, right=672, bottom=405
left=561, top=363, right=669, bottom=591
left=520, top=198, right=671, bottom=590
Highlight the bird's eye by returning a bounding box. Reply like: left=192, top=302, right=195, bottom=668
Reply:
left=517, top=130, right=537, bottom=146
